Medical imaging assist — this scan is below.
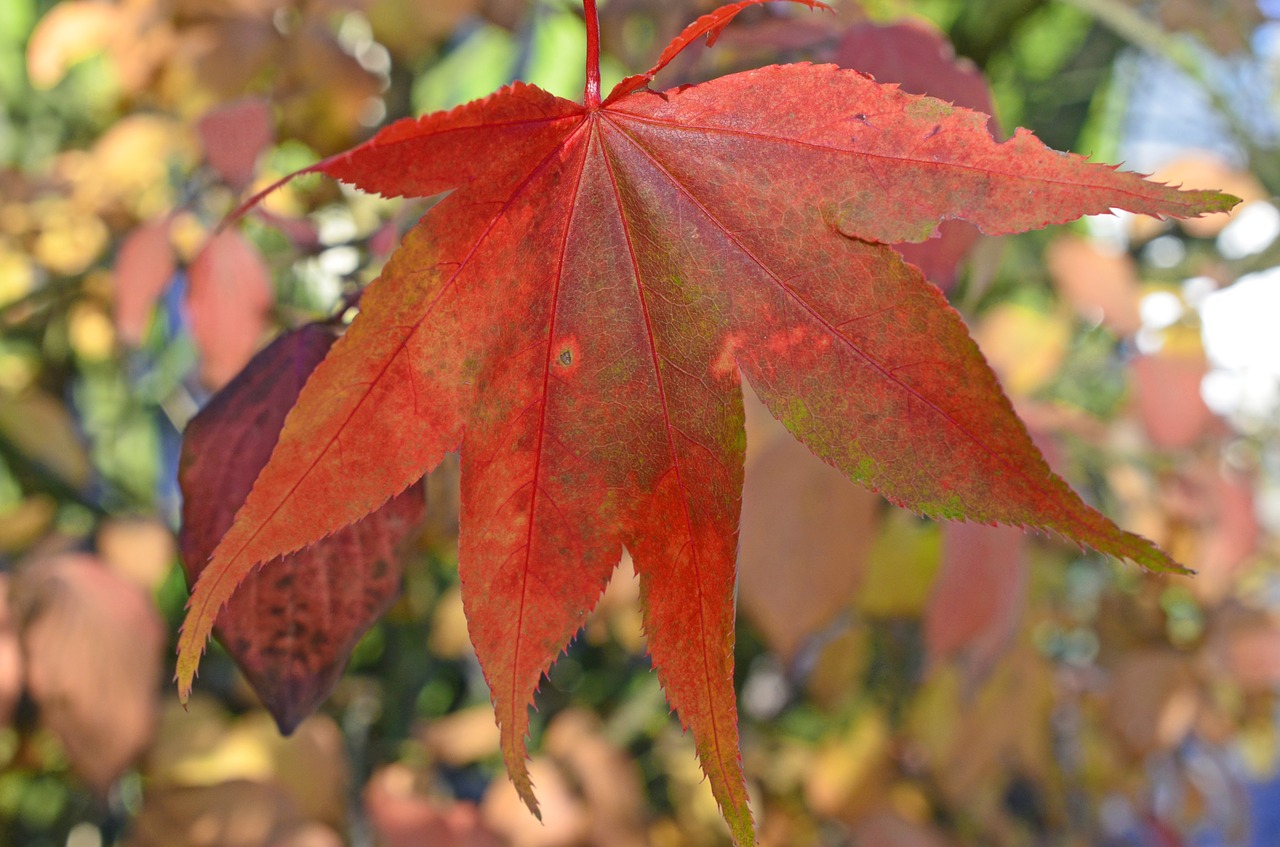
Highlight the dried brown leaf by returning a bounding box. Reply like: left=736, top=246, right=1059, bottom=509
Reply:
left=739, top=397, right=878, bottom=662
left=15, top=554, right=164, bottom=792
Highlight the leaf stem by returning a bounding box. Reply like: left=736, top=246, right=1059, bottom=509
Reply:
left=583, top=0, right=601, bottom=109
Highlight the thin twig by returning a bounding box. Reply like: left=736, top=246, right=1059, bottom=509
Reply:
left=1058, top=0, right=1280, bottom=191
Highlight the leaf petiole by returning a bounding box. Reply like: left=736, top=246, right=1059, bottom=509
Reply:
left=583, top=0, right=602, bottom=109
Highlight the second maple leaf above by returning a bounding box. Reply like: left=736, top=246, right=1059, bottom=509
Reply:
left=176, top=1, right=1238, bottom=844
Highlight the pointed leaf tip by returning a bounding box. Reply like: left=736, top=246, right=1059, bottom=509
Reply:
left=503, top=743, right=541, bottom=820
left=175, top=602, right=213, bottom=704
left=1209, top=190, right=1243, bottom=214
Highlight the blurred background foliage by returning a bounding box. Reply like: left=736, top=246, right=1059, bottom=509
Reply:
left=1, top=0, right=1280, bottom=845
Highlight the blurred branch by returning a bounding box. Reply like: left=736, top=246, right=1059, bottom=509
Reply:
left=1060, top=0, right=1202, bottom=72
left=0, top=275, right=83, bottom=329
left=0, top=433, right=106, bottom=518
left=1059, top=0, right=1280, bottom=192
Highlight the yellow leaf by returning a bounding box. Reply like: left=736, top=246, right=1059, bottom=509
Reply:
left=858, top=509, right=942, bottom=618
left=973, top=303, right=1070, bottom=396
left=26, top=0, right=119, bottom=89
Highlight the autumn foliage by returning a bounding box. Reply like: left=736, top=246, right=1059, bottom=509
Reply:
left=168, top=0, right=1236, bottom=842
left=4, top=0, right=1278, bottom=846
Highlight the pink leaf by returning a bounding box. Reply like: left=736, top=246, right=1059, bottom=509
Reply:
left=187, top=228, right=274, bottom=388
left=197, top=97, right=275, bottom=190
left=113, top=218, right=176, bottom=345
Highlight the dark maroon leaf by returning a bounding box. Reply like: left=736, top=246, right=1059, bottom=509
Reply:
left=179, top=324, right=425, bottom=732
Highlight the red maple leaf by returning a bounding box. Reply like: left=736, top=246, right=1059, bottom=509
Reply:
left=175, top=2, right=1237, bottom=842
